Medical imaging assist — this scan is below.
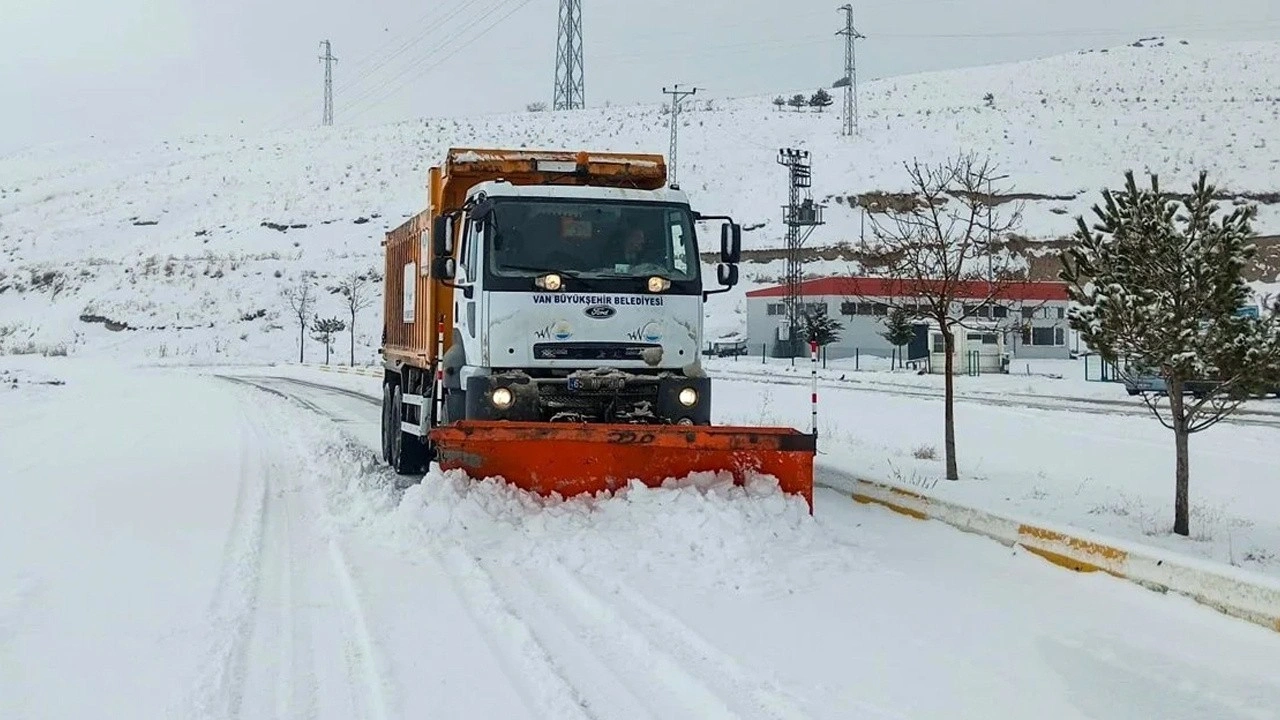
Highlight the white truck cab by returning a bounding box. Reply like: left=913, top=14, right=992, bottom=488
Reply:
left=430, top=179, right=741, bottom=425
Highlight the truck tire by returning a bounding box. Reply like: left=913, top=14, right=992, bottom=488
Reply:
left=381, top=381, right=393, bottom=463
left=391, top=385, right=426, bottom=476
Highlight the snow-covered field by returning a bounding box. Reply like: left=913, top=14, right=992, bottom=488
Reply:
left=5, top=37, right=1280, bottom=717
left=4, top=355, right=1280, bottom=719
left=701, top=355, right=1280, bottom=580
left=4, top=38, right=1280, bottom=359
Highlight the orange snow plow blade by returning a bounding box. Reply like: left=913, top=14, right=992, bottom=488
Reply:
left=430, top=421, right=816, bottom=511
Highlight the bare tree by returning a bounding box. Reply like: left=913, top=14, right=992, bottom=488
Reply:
left=281, top=274, right=315, bottom=363
left=328, top=267, right=383, bottom=366
left=854, top=153, right=1026, bottom=480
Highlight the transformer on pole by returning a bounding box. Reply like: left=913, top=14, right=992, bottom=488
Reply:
left=777, top=149, right=826, bottom=357
left=553, top=0, right=585, bottom=110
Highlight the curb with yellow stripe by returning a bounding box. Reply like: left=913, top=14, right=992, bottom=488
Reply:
left=832, top=468, right=1280, bottom=636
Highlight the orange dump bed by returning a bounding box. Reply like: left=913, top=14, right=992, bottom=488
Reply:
left=430, top=421, right=817, bottom=511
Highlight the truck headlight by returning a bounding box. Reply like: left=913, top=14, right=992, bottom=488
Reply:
left=536, top=273, right=563, bottom=291
left=491, top=387, right=514, bottom=408
left=678, top=387, right=698, bottom=406
left=647, top=276, right=671, bottom=293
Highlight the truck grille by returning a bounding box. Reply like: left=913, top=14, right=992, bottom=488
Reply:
left=538, top=381, right=660, bottom=421
left=533, top=342, right=660, bottom=362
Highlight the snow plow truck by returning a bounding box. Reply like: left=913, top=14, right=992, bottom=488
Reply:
left=378, top=147, right=816, bottom=509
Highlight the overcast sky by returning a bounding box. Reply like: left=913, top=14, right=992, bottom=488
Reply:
left=3, top=0, right=1278, bottom=155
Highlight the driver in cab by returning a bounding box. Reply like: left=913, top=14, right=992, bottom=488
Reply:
left=615, top=227, right=663, bottom=271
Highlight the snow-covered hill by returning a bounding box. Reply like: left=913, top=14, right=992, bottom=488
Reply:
left=3, top=37, right=1280, bottom=362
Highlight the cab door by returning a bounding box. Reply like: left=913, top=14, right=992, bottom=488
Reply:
left=455, top=212, right=486, bottom=366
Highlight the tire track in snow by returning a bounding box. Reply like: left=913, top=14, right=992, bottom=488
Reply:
left=565, top=566, right=819, bottom=720
left=435, top=545, right=599, bottom=720
left=325, top=536, right=392, bottom=720
left=184, top=402, right=272, bottom=719
left=712, top=370, right=1280, bottom=430
left=477, top=562, right=659, bottom=720
left=510, top=559, right=815, bottom=720
left=192, top=378, right=395, bottom=719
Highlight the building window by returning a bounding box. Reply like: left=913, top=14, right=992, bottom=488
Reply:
left=1056, top=306, right=1066, bottom=319
left=991, top=304, right=1008, bottom=319
left=1021, top=306, right=1036, bottom=320
left=767, top=303, right=785, bottom=316
left=840, top=301, right=856, bottom=316
left=1022, top=326, right=1066, bottom=346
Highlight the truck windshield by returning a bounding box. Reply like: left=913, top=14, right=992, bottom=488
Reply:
left=486, top=199, right=698, bottom=281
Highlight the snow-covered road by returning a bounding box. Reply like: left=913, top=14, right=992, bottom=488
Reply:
left=4, top=360, right=1280, bottom=719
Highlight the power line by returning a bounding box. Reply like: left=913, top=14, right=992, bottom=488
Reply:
left=344, top=0, right=533, bottom=124
left=319, top=40, right=338, bottom=126
left=266, top=0, right=489, bottom=131
left=330, top=0, right=481, bottom=97
left=340, top=0, right=503, bottom=119
left=553, top=0, right=585, bottom=110
left=662, top=84, right=698, bottom=185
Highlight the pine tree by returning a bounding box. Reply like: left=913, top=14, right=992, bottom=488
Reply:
left=788, top=94, right=807, bottom=112
left=803, top=306, right=843, bottom=347
left=809, top=89, right=834, bottom=113
left=772, top=96, right=787, bottom=111
left=879, top=306, right=916, bottom=368
left=1060, top=170, right=1280, bottom=537
left=310, top=316, right=346, bottom=364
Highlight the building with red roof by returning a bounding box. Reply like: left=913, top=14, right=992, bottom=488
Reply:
left=744, top=275, right=1074, bottom=364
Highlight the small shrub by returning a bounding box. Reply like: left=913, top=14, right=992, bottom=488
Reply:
left=912, top=444, right=938, bottom=460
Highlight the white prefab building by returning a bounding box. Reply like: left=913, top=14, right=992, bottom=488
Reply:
left=923, top=320, right=1009, bottom=374
left=744, top=276, right=1073, bottom=364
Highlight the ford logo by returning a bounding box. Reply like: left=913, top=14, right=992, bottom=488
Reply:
left=583, top=304, right=616, bottom=319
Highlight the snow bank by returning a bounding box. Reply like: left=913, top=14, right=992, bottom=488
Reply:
left=316, top=443, right=839, bottom=596
left=840, top=471, right=1280, bottom=635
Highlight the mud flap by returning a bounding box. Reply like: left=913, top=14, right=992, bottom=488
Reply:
left=428, top=421, right=816, bottom=511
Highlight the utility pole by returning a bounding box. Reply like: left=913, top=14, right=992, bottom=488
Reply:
left=553, top=0, right=585, bottom=110
left=835, top=5, right=864, bottom=136
left=662, top=84, right=698, bottom=185
left=776, top=149, right=826, bottom=357
left=319, top=40, right=338, bottom=126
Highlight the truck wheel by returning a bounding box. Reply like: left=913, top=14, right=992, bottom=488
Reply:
left=381, top=381, right=393, bottom=463
left=391, top=385, right=426, bottom=476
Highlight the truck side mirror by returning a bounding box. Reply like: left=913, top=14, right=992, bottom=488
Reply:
left=432, top=215, right=455, bottom=257
left=717, top=263, right=738, bottom=288
left=720, top=223, right=741, bottom=264
left=433, top=256, right=456, bottom=280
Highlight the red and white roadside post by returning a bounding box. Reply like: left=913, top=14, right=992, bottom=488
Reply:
left=434, top=315, right=446, bottom=425
left=809, top=339, right=819, bottom=437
